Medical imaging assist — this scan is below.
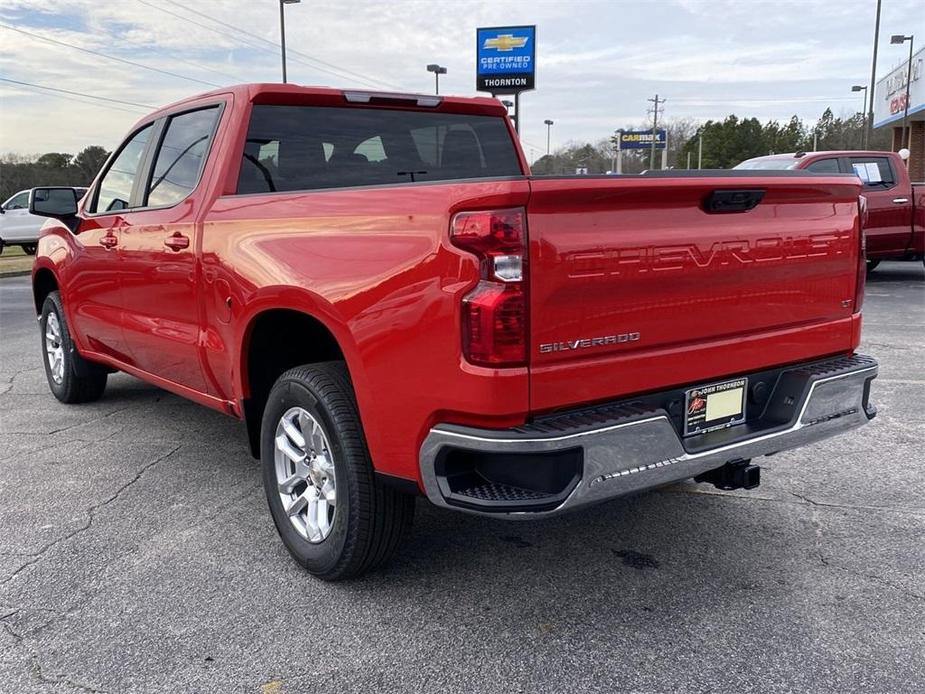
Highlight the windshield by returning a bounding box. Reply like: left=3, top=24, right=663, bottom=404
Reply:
left=734, top=158, right=798, bottom=170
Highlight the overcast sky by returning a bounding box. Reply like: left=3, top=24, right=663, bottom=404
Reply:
left=0, top=0, right=923, bottom=160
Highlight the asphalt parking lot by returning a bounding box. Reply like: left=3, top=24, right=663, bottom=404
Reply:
left=1, top=262, right=923, bottom=693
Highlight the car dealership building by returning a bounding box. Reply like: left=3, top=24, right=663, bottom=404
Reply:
left=874, top=46, right=925, bottom=181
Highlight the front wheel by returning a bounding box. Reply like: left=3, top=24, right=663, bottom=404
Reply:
left=261, top=362, right=414, bottom=580
left=40, top=291, right=107, bottom=403
left=21, top=243, right=37, bottom=255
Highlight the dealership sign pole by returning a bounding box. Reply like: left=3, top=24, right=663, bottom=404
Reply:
left=476, top=25, right=536, bottom=134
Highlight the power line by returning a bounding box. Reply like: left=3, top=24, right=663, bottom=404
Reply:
left=0, top=23, right=221, bottom=88
left=672, top=96, right=858, bottom=104
left=147, top=0, right=406, bottom=91
left=158, top=0, right=405, bottom=89
left=0, top=77, right=156, bottom=109
left=0, top=80, right=149, bottom=116
left=168, top=54, right=245, bottom=84
left=136, top=0, right=380, bottom=89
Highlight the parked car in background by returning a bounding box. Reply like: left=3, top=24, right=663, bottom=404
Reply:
left=0, top=187, right=87, bottom=255
left=735, top=151, right=924, bottom=271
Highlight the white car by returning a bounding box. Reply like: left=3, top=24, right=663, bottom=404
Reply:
left=0, top=188, right=87, bottom=255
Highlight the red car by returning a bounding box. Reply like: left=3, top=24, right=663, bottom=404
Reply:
left=736, top=150, right=925, bottom=271
left=30, top=84, right=878, bottom=579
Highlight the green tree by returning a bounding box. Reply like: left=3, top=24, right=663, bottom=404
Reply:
left=72, top=146, right=110, bottom=183
left=35, top=152, right=73, bottom=169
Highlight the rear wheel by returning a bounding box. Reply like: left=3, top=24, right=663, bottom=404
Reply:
left=40, top=291, right=107, bottom=403
left=21, top=243, right=37, bottom=255
left=866, top=259, right=880, bottom=273
left=261, top=362, right=414, bottom=580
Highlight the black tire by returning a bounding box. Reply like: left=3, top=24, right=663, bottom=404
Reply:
left=21, top=243, right=38, bottom=255
left=866, top=259, right=880, bottom=273
left=261, top=362, right=414, bottom=580
left=40, top=291, right=107, bottom=403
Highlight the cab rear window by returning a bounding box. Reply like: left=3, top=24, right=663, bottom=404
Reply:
left=236, top=105, right=522, bottom=194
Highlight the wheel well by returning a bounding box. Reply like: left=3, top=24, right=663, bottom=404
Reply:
left=32, top=269, right=58, bottom=315
left=242, top=309, right=345, bottom=458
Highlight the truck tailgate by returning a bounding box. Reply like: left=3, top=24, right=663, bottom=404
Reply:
left=527, top=174, right=862, bottom=412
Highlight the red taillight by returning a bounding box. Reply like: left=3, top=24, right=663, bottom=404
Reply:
left=451, top=208, right=527, bottom=366
left=855, top=196, right=867, bottom=312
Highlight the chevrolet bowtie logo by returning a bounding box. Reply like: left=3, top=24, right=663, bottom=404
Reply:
left=483, top=34, right=528, bottom=51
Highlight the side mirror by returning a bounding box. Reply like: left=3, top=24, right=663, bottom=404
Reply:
left=29, top=187, right=79, bottom=220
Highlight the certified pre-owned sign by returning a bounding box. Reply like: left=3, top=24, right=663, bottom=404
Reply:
left=476, top=25, right=536, bottom=94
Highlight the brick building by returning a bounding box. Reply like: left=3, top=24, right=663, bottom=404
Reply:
left=874, top=46, right=924, bottom=182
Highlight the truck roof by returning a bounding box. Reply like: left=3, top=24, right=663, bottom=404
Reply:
left=735, top=150, right=902, bottom=170
left=146, top=83, right=508, bottom=120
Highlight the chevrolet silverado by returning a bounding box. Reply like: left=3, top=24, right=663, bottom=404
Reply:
left=30, top=84, right=878, bottom=580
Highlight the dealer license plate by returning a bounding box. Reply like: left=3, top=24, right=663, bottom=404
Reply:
left=684, top=377, right=747, bottom=436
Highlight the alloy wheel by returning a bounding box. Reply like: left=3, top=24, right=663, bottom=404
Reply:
left=274, top=407, right=337, bottom=543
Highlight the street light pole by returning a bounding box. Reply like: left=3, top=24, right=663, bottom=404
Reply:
left=279, top=0, right=301, bottom=84
left=866, top=0, right=882, bottom=149
left=544, top=119, right=554, bottom=156
left=426, top=64, right=447, bottom=95
left=890, top=34, right=915, bottom=150
left=501, top=98, right=513, bottom=125
left=851, top=85, right=868, bottom=144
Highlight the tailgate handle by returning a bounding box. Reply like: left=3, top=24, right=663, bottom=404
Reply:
left=703, top=189, right=765, bottom=214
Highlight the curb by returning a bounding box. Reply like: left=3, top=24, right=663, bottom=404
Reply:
left=0, top=270, right=32, bottom=279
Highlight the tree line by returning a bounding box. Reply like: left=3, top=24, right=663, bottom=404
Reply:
left=0, top=146, right=109, bottom=201
left=531, top=108, right=893, bottom=175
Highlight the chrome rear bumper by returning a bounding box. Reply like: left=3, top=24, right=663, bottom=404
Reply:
left=419, top=354, right=878, bottom=518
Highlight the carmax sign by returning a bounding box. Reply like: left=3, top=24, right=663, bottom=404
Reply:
left=476, top=25, right=536, bottom=94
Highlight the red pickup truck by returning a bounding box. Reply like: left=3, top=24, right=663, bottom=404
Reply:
left=736, top=150, right=925, bottom=271
left=30, top=84, right=878, bottom=580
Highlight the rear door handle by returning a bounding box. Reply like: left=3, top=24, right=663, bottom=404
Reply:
left=99, top=234, right=117, bottom=249
left=164, top=232, right=190, bottom=251
left=892, top=197, right=909, bottom=204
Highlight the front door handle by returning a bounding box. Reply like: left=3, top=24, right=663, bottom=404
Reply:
left=99, top=234, right=117, bottom=249
left=892, top=197, right=909, bottom=204
left=164, top=232, right=190, bottom=251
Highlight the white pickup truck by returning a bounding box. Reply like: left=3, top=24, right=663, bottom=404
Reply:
left=0, top=187, right=87, bottom=255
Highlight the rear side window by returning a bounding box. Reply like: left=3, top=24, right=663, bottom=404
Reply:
left=848, top=156, right=895, bottom=187
left=146, top=107, right=219, bottom=207
left=805, top=158, right=840, bottom=173
left=236, top=104, right=522, bottom=194
left=92, top=124, right=153, bottom=213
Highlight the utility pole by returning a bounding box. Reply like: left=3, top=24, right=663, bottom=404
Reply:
left=697, top=134, right=703, bottom=169
left=866, top=0, right=882, bottom=149
left=647, top=94, right=663, bottom=170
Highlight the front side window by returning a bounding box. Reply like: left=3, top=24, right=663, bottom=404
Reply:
left=805, top=158, right=840, bottom=173
left=146, top=107, right=219, bottom=207
left=92, top=124, right=153, bottom=213
left=236, top=104, right=522, bottom=194
left=4, top=191, right=29, bottom=210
